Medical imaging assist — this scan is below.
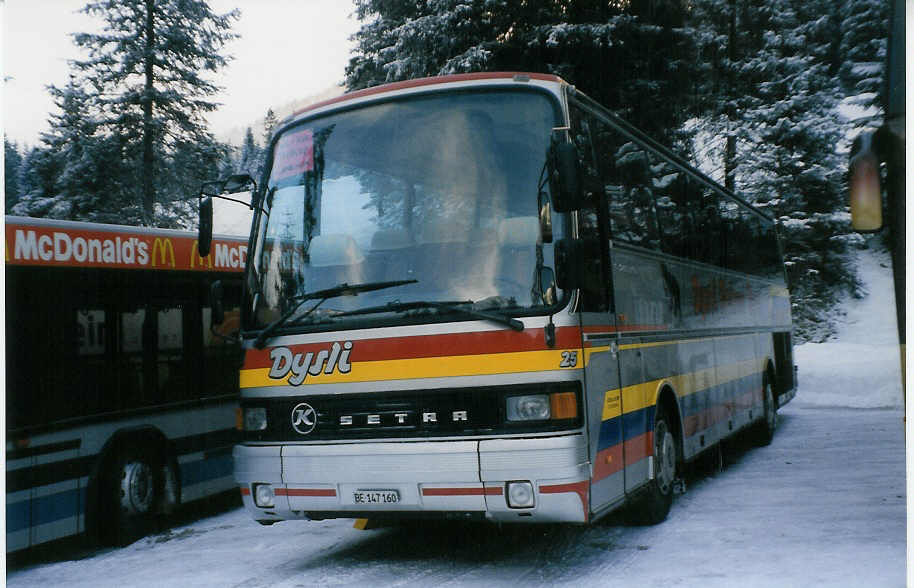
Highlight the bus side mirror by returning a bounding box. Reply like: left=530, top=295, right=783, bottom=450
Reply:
left=849, top=132, right=883, bottom=232
left=554, top=238, right=580, bottom=290
left=550, top=142, right=584, bottom=212
left=198, top=196, right=214, bottom=257
left=223, top=173, right=255, bottom=194
left=210, top=280, right=225, bottom=326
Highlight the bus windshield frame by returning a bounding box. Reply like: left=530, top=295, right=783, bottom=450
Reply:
left=245, top=87, right=567, bottom=334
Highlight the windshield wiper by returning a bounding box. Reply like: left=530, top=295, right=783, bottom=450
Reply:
left=333, top=300, right=524, bottom=332
left=253, top=279, right=417, bottom=349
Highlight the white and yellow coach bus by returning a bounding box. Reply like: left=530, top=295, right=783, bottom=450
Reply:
left=201, top=72, right=796, bottom=527
left=6, top=217, right=246, bottom=550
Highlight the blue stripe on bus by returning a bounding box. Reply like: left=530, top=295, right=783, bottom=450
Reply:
left=597, top=404, right=655, bottom=451
left=595, top=371, right=760, bottom=453
left=179, top=452, right=233, bottom=487
left=6, top=486, right=84, bottom=533
left=7, top=453, right=233, bottom=540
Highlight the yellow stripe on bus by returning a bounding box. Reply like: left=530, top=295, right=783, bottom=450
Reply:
left=602, top=358, right=766, bottom=422
left=239, top=348, right=582, bottom=388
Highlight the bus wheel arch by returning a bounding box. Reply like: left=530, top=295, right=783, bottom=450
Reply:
left=92, top=427, right=178, bottom=545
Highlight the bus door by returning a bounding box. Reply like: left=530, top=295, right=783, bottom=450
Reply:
left=575, top=207, right=627, bottom=514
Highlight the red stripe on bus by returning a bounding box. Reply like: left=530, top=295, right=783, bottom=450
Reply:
left=240, top=486, right=251, bottom=496
left=422, top=487, right=502, bottom=497
left=243, top=327, right=583, bottom=368
left=539, top=480, right=589, bottom=520
left=592, top=432, right=654, bottom=484
left=275, top=488, right=337, bottom=497
left=592, top=445, right=624, bottom=482
left=293, top=72, right=562, bottom=118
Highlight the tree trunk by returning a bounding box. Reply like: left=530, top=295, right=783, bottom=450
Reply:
left=142, top=0, right=155, bottom=225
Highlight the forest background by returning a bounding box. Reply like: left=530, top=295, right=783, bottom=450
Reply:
left=2, top=0, right=891, bottom=343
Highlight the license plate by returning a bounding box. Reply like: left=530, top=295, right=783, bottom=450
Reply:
left=353, top=490, right=400, bottom=505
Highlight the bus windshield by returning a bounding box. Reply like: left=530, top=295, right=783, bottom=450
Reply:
left=251, top=89, right=562, bottom=329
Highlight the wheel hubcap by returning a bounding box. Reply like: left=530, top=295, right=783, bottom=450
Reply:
left=121, top=461, right=154, bottom=514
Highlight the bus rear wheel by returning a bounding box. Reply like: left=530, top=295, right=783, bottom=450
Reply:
left=103, top=447, right=164, bottom=545
left=626, top=408, right=677, bottom=525
left=751, top=375, right=777, bottom=446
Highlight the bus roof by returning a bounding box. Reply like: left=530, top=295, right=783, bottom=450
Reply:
left=288, top=72, right=565, bottom=123
left=5, top=216, right=247, bottom=273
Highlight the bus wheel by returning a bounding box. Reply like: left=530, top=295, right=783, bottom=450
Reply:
left=105, top=448, right=163, bottom=545
left=626, top=408, right=677, bottom=525
left=752, top=375, right=777, bottom=446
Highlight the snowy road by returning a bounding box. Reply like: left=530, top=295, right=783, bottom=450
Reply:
left=7, top=403, right=905, bottom=588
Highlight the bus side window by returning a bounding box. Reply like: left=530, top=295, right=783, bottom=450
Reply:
left=683, top=180, right=723, bottom=266
left=609, top=142, right=661, bottom=251
left=654, top=170, right=689, bottom=258
left=569, top=103, right=608, bottom=310
left=203, top=279, right=242, bottom=397
left=718, top=198, right=741, bottom=273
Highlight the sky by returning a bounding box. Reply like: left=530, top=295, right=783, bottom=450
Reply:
left=1, top=0, right=360, bottom=147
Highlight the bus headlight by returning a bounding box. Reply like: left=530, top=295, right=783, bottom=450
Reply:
left=506, top=390, right=579, bottom=421
left=243, top=407, right=268, bottom=431
left=506, top=395, right=550, bottom=421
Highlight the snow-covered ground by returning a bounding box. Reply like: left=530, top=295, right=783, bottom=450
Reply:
left=793, top=243, right=903, bottom=410
left=7, top=247, right=906, bottom=587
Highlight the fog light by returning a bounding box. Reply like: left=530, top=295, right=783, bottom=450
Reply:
left=506, top=481, right=535, bottom=508
left=253, top=483, right=274, bottom=508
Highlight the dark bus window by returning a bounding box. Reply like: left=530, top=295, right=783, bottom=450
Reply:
left=569, top=104, right=609, bottom=311
left=203, top=279, right=243, bottom=398
left=683, top=180, right=723, bottom=266
left=653, top=170, right=690, bottom=258
left=604, top=141, right=661, bottom=251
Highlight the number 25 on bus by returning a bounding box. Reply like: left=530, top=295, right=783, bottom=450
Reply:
left=200, top=72, right=796, bottom=527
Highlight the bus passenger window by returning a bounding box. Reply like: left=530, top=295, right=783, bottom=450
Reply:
left=654, top=172, right=690, bottom=258
left=608, top=142, right=661, bottom=251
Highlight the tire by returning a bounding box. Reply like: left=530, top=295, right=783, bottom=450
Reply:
left=751, top=374, right=777, bottom=446
left=626, top=407, right=678, bottom=525
left=103, top=446, right=164, bottom=546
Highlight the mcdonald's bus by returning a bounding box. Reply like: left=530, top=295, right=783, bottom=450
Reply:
left=5, top=216, right=247, bottom=552
left=200, top=72, right=796, bottom=528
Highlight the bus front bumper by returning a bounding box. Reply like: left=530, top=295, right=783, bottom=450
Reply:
left=235, top=434, right=590, bottom=524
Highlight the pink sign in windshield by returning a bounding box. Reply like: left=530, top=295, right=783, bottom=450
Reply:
left=271, top=128, right=314, bottom=181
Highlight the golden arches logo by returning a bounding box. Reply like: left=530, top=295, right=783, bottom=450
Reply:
left=190, top=240, right=213, bottom=269
left=151, top=238, right=176, bottom=268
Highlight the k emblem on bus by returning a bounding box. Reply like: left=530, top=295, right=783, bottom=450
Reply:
left=291, top=402, right=317, bottom=435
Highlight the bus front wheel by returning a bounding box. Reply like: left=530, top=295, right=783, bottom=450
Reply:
left=104, top=447, right=164, bottom=545
left=626, top=408, right=677, bottom=525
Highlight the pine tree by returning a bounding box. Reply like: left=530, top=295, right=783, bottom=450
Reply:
left=69, top=0, right=238, bottom=225
left=263, top=108, right=278, bottom=146
left=838, top=0, right=889, bottom=126
left=347, top=0, right=699, bottom=143
left=5, top=139, right=22, bottom=209
left=238, top=127, right=261, bottom=178
left=730, top=0, right=854, bottom=341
